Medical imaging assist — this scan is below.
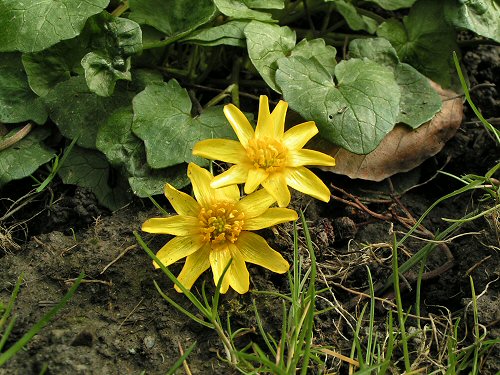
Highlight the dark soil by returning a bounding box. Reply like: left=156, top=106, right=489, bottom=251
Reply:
left=1, top=45, right=499, bottom=375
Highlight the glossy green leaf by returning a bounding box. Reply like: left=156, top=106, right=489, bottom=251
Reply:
left=349, top=38, right=441, bottom=128
left=44, top=77, right=133, bottom=149
left=444, top=0, right=500, bottom=42
left=214, top=0, right=275, bottom=21
left=96, top=107, right=189, bottom=197
left=58, top=145, right=131, bottom=210
left=276, top=56, right=400, bottom=154
left=244, top=21, right=296, bottom=92
left=132, top=80, right=238, bottom=169
left=0, top=0, right=109, bottom=53
left=244, top=0, right=283, bottom=9
left=0, top=53, right=47, bottom=124
left=129, top=0, right=216, bottom=37
left=377, top=0, right=458, bottom=88
left=0, top=128, right=53, bottom=187
left=365, top=0, right=416, bottom=10
left=22, top=37, right=88, bottom=97
left=81, top=52, right=132, bottom=97
left=290, top=39, right=337, bottom=76
left=182, top=20, right=249, bottom=47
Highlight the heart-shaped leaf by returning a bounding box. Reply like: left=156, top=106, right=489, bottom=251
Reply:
left=276, top=56, right=400, bottom=154
left=318, top=81, right=463, bottom=181
left=132, top=80, right=238, bottom=169
left=349, top=38, right=441, bottom=129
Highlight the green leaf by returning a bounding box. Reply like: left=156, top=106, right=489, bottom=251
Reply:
left=182, top=20, right=249, bottom=47
left=22, top=37, right=88, bottom=97
left=132, top=80, right=238, bottom=169
left=244, top=21, right=296, bottom=92
left=214, top=0, right=275, bottom=21
left=364, top=0, right=416, bottom=10
left=0, top=53, right=47, bottom=124
left=0, top=127, right=53, bottom=187
left=44, top=77, right=133, bottom=149
left=58, top=145, right=131, bottom=210
left=290, top=39, right=337, bottom=76
left=327, top=0, right=378, bottom=33
left=0, top=0, right=109, bottom=53
left=244, top=0, right=284, bottom=9
left=377, top=0, right=458, bottom=88
left=349, top=38, right=441, bottom=128
left=81, top=52, right=132, bottom=97
left=444, top=0, right=500, bottom=42
left=129, top=0, right=216, bottom=37
left=276, top=56, right=400, bottom=154
left=96, top=107, right=189, bottom=197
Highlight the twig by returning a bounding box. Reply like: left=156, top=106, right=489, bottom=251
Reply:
left=178, top=341, right=193, bottom=375
left=100, top=244, right=137, bottom=274
left=0, top=123, right=32, bottom=151
left=117, top=298, right=144, bottom=331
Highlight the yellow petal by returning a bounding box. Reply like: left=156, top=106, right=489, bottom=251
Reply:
left=287, top=149, right=336, bottom=167
left=153, top=234, right=205, bottom=268
left=243, top=208, right=298, bottom=230
left=209, top=245, right=232, bottom=293
left=282, top=121, right=318, bottom=150
left=174, top=244, right=211, bottom=292
left=227, top=244, right=250, bottom=294
left=211, top=164, right=249, bottom=188
left=244, top=167, right=268, bottom=194
left=255, top=95, right=271, bottom=139
left=188, top=163, right=216, bottom=207
left=261, top=172, right=291, bottom=207
left=142, top=216, right=200, bottom=236
left=214, top=182, right=240, bottom=204
left=223, top=104, right=255, bottom=147
left=192, top=139, right=247, bottom=164
left=285, top=167, right=331, bottom=202
left=269, top=100, right=288, bottom=139
left=236, top=232, right=289, bottom=273
left=235, top=188, right=276, bottom=219
left=164, top=183, right=200, bottom=217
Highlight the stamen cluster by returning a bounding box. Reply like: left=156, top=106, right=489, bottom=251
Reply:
left=246, top=137, right=287, bottom=172
left=198, top=202, right=245, bottom=246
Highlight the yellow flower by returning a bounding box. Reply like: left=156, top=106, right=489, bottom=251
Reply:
left=193, top=95, right=336, bottom=207
left=142, top=163, right=297, bottom=294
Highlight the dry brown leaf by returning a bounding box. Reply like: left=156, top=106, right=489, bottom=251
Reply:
left=318, top=81, right=464, bottom=181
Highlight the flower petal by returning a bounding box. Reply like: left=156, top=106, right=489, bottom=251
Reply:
left=235, top=188, right=276, bottom=219
left=211, top=164, right=249, bottom=188
left=223, top=104, right=255, bottom=147
left=154, top=235, right=205, bottom=268
left=269, top=100, right=288, bottom=139
left=285, top=167, right=331, bottom=202
left=287, top=149, right=336, bottom=167
left=188, top=163, right=216, bottom=207
left=261, top=172, right=291, bottom=207
left=244, top=168, right=268, bottom=194
left=243, top=208, right=298, bottom=230
left=174, top=244, right=211, bottom=292
left=255, top=95, right=271, bottom=139
left=164, top=183, right=200, bottom=217
left=236, top=232, right=289, bottom=273
left=192, top=139, right=247, bottom=164
left=283, top=121, right=318, bottom=150
left=214, top=183, right=240, bottom=204
left=209, top=245, right=232, bottom=293
left=142, top=216, right=200, bottom=236
left=227, top=244, right=250, bottom=294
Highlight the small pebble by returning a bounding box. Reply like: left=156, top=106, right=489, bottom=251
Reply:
left=143, top=335, right=155, bottom=349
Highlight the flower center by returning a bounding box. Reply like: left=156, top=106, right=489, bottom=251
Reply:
left=246, top=137, right=287, bottom=172
left=198, top=202, right=245, bottom=247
